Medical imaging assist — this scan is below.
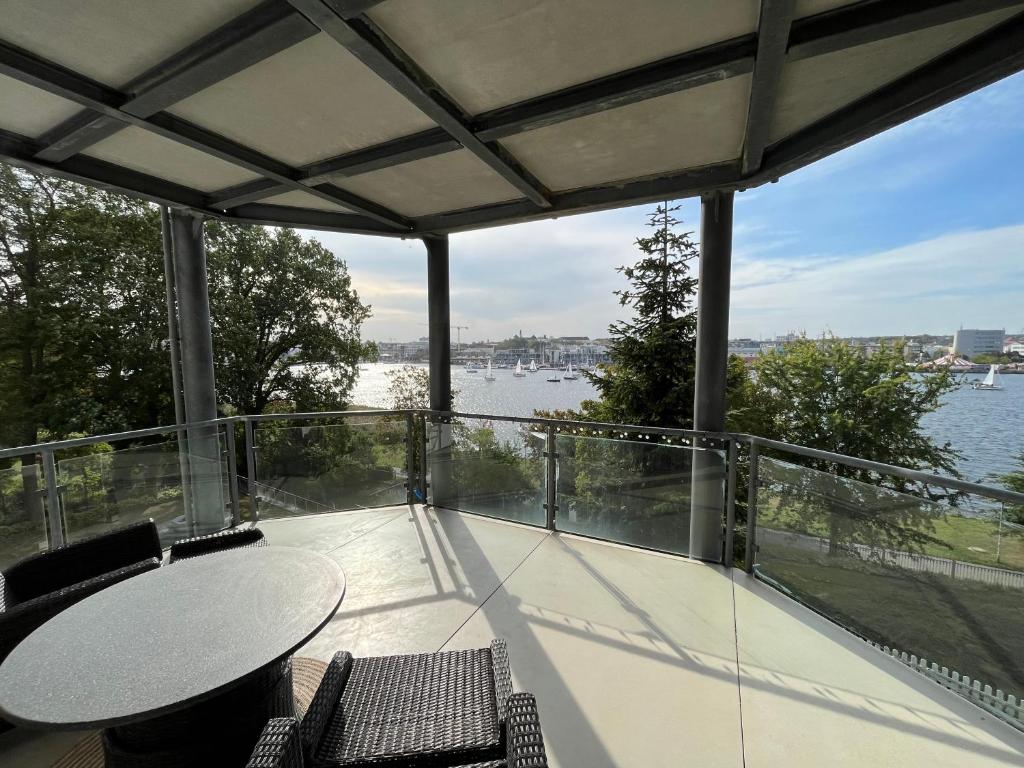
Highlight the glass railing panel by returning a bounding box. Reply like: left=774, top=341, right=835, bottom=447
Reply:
left=254, top=418, right=408, bottom=519
left=58, top=431, right=229, bottom=548
left=754, top=456, right=1024, bottom=702
left=0, top=462, right=49, bottom=569
left=555, top=434, right=721, bottom=555
left=426, top=417, right=545, bottom=526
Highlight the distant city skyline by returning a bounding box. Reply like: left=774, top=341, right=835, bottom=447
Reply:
left=309, top=71, right=1024, bottom=343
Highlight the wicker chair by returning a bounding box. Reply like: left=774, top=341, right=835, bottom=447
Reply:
left=284, top=639, right=548, bottom=767
left=0, top=520, right=163, bottom=666
left=246, top=693, right=547, bottom=768
left=168, top=526, right=266, bottom=563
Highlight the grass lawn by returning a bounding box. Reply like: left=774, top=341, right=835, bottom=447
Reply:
left=758, top=543, right=1024, bottom=696
left=758, top=499, right=1024, bottom=571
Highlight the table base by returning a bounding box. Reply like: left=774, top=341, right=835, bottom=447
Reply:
left=101, top=658, right=295, bottom=768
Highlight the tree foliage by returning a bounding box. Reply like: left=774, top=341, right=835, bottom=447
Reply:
left=730, top=336, right=962, bottom=554
left=996, top=453, right=1024, bottom=524
left=581, top=203, right=699, bottom=428
left=206, top=222, right=374, bottom=415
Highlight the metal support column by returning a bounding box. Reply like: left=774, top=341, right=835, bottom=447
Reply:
left=40, top=449, right=65, bottom=547
left=690, top=190, right=734, bottom=561
left=244, top=417, right=259, bottom=522
left=405, top=411, right=416, bottom=505
left=169, top=208, right=225, bottom=534
left=425, top=235, right=453, bottom=506
left=744, top=442, right=760, bottom=573
left=160, top=206, right=195, bottom=531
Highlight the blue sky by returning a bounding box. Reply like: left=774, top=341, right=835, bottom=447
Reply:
left=310, top=71, right=1024, bottom=343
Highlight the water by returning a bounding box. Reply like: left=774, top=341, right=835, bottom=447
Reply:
left=350, top=363, right=1024, bottom=487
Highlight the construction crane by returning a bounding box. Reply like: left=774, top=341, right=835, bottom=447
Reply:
left=418, top=324, right=469, bottom=351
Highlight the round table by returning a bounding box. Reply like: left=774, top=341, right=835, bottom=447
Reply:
left=0, top=546, right=344, bottom=767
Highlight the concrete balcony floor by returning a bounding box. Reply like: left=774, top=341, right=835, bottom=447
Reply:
left=3, top=505, right=1022, bottom=767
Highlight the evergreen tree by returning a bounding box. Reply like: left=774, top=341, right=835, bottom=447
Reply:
left=582, top=203, right=699, bottom=428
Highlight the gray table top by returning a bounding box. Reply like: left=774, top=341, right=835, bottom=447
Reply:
left=0, top=545, right=344, bottom=729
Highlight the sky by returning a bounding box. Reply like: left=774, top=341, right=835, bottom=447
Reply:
left=308, top=71, right=1024, bottom=344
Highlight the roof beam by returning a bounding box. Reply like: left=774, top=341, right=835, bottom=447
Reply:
left=787, top=0, right=1024, bottom=61
left=0, top=41, right=410, bottom=229
left=0, top=129, right=405, bottom=236
left=759, top=10, right=1024, bottom=184
left=413, top=162, right=742, bottom=235
left=323, top=0, right=387, bottom=18
left=34, top=0, right=317, bottom=162
left=285, top=0, right=553, bottom=208
left=741, top=0, right=795, bottom=175
left=208, top=128, right=460, bottom=207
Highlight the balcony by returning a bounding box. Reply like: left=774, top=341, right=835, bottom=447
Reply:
left=1, top=411, right=1023, bottom=767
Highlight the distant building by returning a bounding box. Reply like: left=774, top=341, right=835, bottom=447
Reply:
left=952, top=329, right=1004, bottom=359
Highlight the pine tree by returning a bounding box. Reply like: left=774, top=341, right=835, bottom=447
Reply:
left=583, top=203, right=699, bottom=428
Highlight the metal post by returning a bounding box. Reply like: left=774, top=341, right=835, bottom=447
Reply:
left=169, top=208, right=224, bottom=534
left=40, top=449, right=65, bottom=547
left=744, top=442, right=760, bottom=573
left=245, top=417, right=259, bottom=523
left=224, top=422, right=240, bottom=526
left=425, top=235, right=452, bottom=506
left=690, top=190, right=734, bottom=561
left=544, top=425, right=557, bottom=530
left=418, top=412, right=429, bottom=504
left=404, top=411, right=415, bottom=505
left=160, top=206, right=195, bottom=531
left=724, top=438, right=737, bottom=567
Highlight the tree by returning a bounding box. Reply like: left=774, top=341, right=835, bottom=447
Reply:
left=729, top=336, right=962, bottom=554
left=205, top=222, right=374, bottom=415
left=996, top=453, right=1024, bottom=524
left=0, top=167, right=171, bottom=445
left=580, top=203, right=699, bottom=428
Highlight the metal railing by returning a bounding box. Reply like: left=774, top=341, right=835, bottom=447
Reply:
left=2, top=407, right=1022, bottom=727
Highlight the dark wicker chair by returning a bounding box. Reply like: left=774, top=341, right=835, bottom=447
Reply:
left=287, top=639, right=548, bottom=767
left=168, top=526, right=266, bottom=563
left=246, top=693, right=547, bottom=768
left=0, top=520, right=163, bottom=666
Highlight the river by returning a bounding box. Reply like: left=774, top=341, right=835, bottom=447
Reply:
left=350, top=363, right=1024, bottom=487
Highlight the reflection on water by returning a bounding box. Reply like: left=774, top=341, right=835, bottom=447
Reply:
left=351, top=363, right=1024, bottom=485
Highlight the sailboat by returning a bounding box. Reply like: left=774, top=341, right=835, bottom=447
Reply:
left=563, top=362, right=578, bottom=380
left=972, top=364, right=1003, bottom=390
left=484, top=359, right=496, bottom=381
left=513, top=359, right=526, bottom=377
left=528, top=359, right=538, bottom=373
left=546, top=366, right=561, bottom=382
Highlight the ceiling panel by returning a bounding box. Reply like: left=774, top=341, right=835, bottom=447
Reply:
left=368, top=0, right=759, bottom=114
left=502, top=76, right=750, bottom=192
left=0, top=75, right=82, bottom=139
left=169, top=33, right=438, bottom=168
left=770, top=6, right=1024, bottom=143
left=259, top=190, right=355, bottom=213
left=331, top=150, right=523, bottom=217
left=0, top=0, right=260, bottom=87
left=83, top=126, right=262, bottom=191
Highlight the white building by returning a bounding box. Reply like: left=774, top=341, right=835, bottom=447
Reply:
left=952, top=328, right=1004, bottom=359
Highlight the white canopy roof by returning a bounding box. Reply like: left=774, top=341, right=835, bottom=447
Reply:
left=2, top=0, right=1023, bottom=236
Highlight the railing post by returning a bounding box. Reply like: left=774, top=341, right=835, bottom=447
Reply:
left=405, top=411, right=416, bottom=505
left=418, top=413, right=429, bottom=504
left=224, top=422, right=241, bottom=526
left=544, top=425, right=557, bottom=530
left=744, top=441, right=760, bottom=573
left=724, top=438, right=737, bottom=568
left=40, top=449, right=65, bottom=547
left=244, top=417, right=259, bottom=523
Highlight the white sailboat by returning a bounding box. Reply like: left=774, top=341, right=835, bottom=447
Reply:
left=513, top=359, right=526, bottom=377
left=563, top=362, right=578, bottom=380
left=972, top=364, right=1003, bottom=390
left=485, top=359, right=496, bottom=381
left=528, top=359, right=538, bottom=373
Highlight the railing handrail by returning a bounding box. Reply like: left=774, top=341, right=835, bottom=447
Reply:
left=737, top=433, right=1024, bottom=507
left=1, top=407, right=1019, bottom=507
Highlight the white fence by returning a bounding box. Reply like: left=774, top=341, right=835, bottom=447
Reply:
left=757, top=527, right=1024, bottom=590
left=868, top=642, right=1023, bottom=732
